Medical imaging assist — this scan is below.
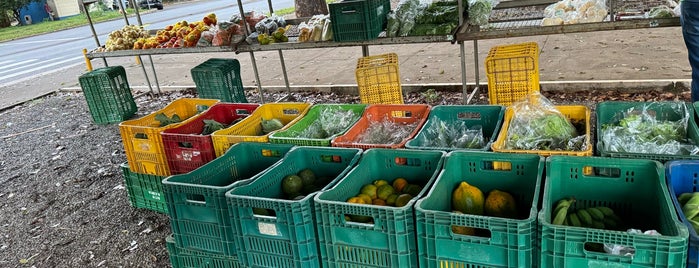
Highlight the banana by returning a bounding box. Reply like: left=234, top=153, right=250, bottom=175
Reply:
left=587, top=207, right=605, bottom=221
left=603, top=217, right=618, bottom=229
left=564, top=217, right=570, bottom=226
left=590, top=220, right=605, bottom=229
left=679, top=193, right=695, bottom=206
left=568, top=212, right=582, bottom=227
left=577, top=209, right=593, bottom=227
left=552, top=198, right=573, bottom=226
left=596, top=206, right=615, bottom=217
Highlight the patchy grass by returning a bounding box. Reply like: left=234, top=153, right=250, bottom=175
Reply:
left=0, top=8, right=146, bottom=43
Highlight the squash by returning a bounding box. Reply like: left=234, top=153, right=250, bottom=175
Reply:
left=452, top=181, right=484, bottom=215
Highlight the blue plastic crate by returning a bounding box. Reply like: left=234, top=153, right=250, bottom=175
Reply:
left=667, top=160, right=699, bottom=268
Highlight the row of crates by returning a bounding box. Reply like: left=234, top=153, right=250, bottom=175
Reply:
left=120, top=98, right=699, bottom=179
left=137, top=144, right=693, bottom=268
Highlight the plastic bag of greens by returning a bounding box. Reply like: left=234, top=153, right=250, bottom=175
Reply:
left=467, top=0, right=499, bottom=26
left=419, top=117, right=485, bottom=149
left=387, top=11, right=401, bottom=37
left=600, top=103, right=699, bottom=155
left=396, top=0, right=428, bottom=36
left=648, top=5, right=674, bottom=18
left=504, top=92, right=584, bottom=151
left=355, top=115, right=420, bottom=145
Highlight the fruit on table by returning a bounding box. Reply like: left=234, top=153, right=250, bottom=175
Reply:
left=452, top=181, right=484, bottom=215
left=484, top=189, right=517, bottom=219
left=104, top=25, right=150, bottom=51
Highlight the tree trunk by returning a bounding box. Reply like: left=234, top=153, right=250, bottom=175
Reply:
left=294, top=0, right=328, bottom=18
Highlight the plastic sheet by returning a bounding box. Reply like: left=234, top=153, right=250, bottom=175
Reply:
left=600, top=103, right=699, bottom=155
left=354, top=115, right=420, bottom=144
left=467, top=0, right=499, bottom=26
left=648, top=5, right=675, bottom=18
left=417, top=117, right=485, bottom=149
left=604, top=229, right=661, bottom=256
left=504, top=92, right=585, bottom=151
left=541, top=0, right=607, bottom=25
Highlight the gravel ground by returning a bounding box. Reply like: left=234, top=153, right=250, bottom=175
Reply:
left=0, top=85, right=688, bottom=267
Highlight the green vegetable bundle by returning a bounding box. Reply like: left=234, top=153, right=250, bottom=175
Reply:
left=355, top=116, right=419, bottom=145
left=679, top=192, right=699, bottom=233
left=418, top=117, right=485, bottom=149
left=293, top=107, right=360, bottom=139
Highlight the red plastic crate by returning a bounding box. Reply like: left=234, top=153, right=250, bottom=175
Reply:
left=161, top=103, right=260, bottom=175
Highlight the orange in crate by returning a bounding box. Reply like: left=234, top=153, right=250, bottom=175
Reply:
left=355, top=53, right=404, bottom=104
left=331, top=104, right=430, bottom=149
left=119, top=98, right=220, bottom=176
left=210, top=102, right=311, bottom=157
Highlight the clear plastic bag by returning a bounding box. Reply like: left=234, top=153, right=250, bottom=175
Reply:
left=604, top=229, right=661, bottom=256
left=355, top=115, right=420, bottom=145
left=504, top=92, right=585, bottom=151
left=600, top=103, right=699, bottom=155
left=542, top=0, right=606, bottom=25
left=467, top=0, right=500, bottom=26
left=648, top=5, right=675, bottom=18
left=418, top=117, right=485, bottom=149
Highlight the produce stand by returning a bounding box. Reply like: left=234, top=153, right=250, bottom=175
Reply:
left=84, top=0, right=680, bottom=104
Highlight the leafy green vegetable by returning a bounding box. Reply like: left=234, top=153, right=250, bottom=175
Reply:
left=201, top=119, right=226, bottom=135
left=468, top=0, right=494, bottom=26
left=419, top=118, right=485, bottom=149
left=505, top=113, right=581, bottom=151
left=155, top=113, right=182, bottom=127
left=355, top=117, right=419, bottom=145
left=261, top=118, right=284, bottom=134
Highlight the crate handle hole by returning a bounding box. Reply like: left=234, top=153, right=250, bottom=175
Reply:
left=341, top=9, right=357, bottom=14
left=395, top=157, right=421, bottom=166
left=391, top=111, right=412, bottom=118
left=583, top=166, right=621, bottom=178
left=451, top=225, right=491, bottom=239
left=252, top=207, right=277, bottom=218
left=135, top=133, right=148, bottom=139
left=178, top=142, right=193, bottom=148
left=185, top=194, right=206, bottom=204
left=261, top=149, right=282, bottom=157
left=282, top=109, right=300, bottom=115
left=482, top=161, right=512, bottom=171
left=458, top=112, right=482, bottom=120
left=344, top=214, right=374, bottom=226
left=584, top=242, right=634, bottom=258
left=321, top=155, right=343, bottom=163
left=235, top=109, right=251, bottom=115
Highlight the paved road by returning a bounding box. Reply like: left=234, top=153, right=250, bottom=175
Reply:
left=0, top=0, right=292, bottom=88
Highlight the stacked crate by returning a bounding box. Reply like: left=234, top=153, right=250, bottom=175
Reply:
left=78, top=66, right=137, bottom=124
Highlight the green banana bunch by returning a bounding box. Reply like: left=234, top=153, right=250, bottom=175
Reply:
left=552, top=197, right=575, bottom=225
left=555, top=203, right=623, bottom=230
left=679, top=192, right=699, bottom=233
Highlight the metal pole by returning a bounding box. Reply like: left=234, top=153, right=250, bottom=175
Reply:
left=237, top=0, right=266, bottom=103
left=117, top=0, right=129, bottom=25
left=131, top=1, right=160, bottom=94
left=362, top=45, right=369, bottom=57
left=82, top=0, right=108, bottom=66
left=457, top=0, right=467, bottom=103
left=466, top=40, right=480, bottom=104
left=266, top=0, right=292, bottom=101
left=138, top=56, right=155, bottom=95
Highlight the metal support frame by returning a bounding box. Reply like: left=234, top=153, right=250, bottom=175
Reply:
left=237, top=0, right=266, bottom=103
left=130, top=0, right=161, bottom=95
left=81, top=0, right=108, bottom=67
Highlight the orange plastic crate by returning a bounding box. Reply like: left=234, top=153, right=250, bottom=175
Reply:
left=119, top=98, right=220, bottom=176
left=331, top=104, right=430, bottom=149
left=210, top=102, right=311, bottom=157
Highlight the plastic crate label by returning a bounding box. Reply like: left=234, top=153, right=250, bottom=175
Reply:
left=145, top=190, right=163, bottom=202
left=258, top=222, right=279, bottom=236
left=176, top=150, right=202, bottom=162
left=135, top=139, right=154, bottom=153
left=481, top=160, right=513, bottom=171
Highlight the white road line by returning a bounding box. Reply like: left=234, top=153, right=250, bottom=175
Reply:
left=0, top=60, right=14, bottom=65
left=0, top=55, right=75, bottom=75
left=1, top=37, right=84, bottom=46
left=0, top=56, right=83, bottom=81
left=0, top=59, right=39, bottom=74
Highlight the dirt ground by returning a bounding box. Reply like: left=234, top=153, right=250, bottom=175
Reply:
left=0, top=85, right=690, bottom=268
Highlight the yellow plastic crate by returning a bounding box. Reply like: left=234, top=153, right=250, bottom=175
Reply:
left=355, top=53, right=403, bottom=104
left=211, top=102, right=311, bottom=157
left=485, top=42, right=540, bottom=106
left=119, top=98, right=220, bottom=176
left=491, top=105, right=592, bottom=156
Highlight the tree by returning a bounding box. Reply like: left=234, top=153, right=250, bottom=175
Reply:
left=0, top=0, right=43, bottom=26
left=294, top=0, right=328, bottom=18
left=0, top=10, right=11, bottom=28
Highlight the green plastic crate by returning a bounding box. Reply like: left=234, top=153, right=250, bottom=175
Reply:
left=314, top=148, right=445, bottom=268
left=78, top=66, right=137, bottom=124
left=330, top=0, right=387, bottom=42
left=406, top=105, right=505, bottom=152
left=415, top=151, right=544, bottom=268
left=597, top=101, right=699, bottom=162
left=166, top=234, right=244, bottom=268
left=539, top=156, right=688, bottom=268
left=269, top=104, right=367, bottom=146
left=163, top=142, right=295, bottom=256
left=226, top=146, right=363, bottom=268
left=120, top=163, right=168, bottom=214
left=191, top=58, right=247, bottom=103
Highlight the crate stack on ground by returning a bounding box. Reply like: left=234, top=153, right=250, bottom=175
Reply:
left=118, top=98, right=219, bottom=214
left=191, top=58, right=248, bottom=103
left=162, top=142, right=295, bottom=267
left=225, top=146, right=362, bottom=267
left=77, top=65, right=138, bottom=124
